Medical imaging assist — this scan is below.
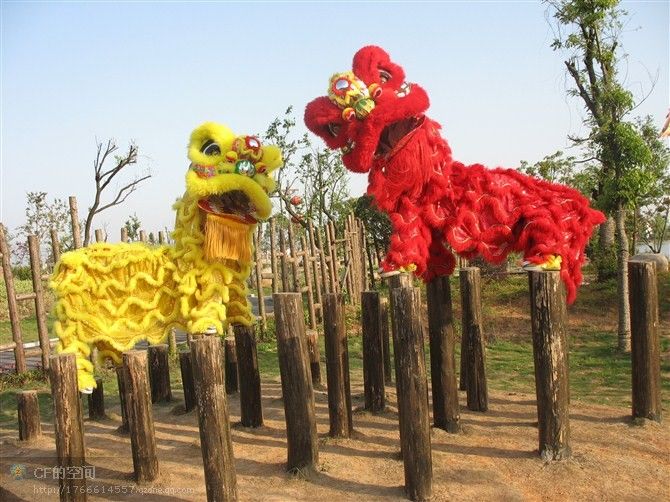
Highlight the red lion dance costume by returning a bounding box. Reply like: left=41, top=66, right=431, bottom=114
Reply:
left=305, top=46, right=605, bottom=303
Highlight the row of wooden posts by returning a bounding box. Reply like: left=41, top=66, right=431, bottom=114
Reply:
left=1, top=194, right=373, bottom=371
left=16, top=262, right=662, bottom=501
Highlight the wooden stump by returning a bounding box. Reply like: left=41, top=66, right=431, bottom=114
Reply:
left=0, top=223, right=26, bottom=373
left=28, top=235, right=51, bottom=370
left=190, top=336, right=238, bottom=501
left=224, top=337, right=239, bottom=395
left=179, top=350, right=197, bottom=413
left=168, top=330, right=178, bottom=358
left=323, top=293, right=353, bottom=437
left=529, top=270, right=571, bottom=460
left=148, top=344, right=172, bottom=403
left=116, top=366, right=129, bottom=433
left=380, top=298, right=393, bottom=385
left=123, top=350, right=159, bottom=482
left=390, top=287, right=432, bottom=502
left=628, top=260, right=662, bottom=422
left=273, top=292, right=319, bottom=472
left=87, top=378, right=105, bottom=420
left=17, top=390, right=41, bottom=441
left=459, top=267, right=488, bottom=412
left=233, top=324, right=264, bottom=427
left=427, top=276, right=461, bottom=432
left=361, top=291, right=386, bottom=413
left=49, top=353, right=87, bottom=501
left=306, top=331, right=322, bottom=387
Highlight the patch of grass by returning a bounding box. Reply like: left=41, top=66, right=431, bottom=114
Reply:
left=0, top=314, right=56, bottom=346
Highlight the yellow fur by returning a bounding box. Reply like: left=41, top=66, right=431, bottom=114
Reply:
left=51, top=122, right=282, bottom=391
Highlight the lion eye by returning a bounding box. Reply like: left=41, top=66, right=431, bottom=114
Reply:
left=201, top=139, right=221, bottom=156
left=379, top=69, right=392, bottom=83
left=327, top=123, right=341, bottom=138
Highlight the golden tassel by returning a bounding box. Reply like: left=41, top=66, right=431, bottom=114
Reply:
left=203, top=213, right=253, bottom=262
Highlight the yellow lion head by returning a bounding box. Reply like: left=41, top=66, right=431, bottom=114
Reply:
left=186, top=122, right=282, bottom=222
left=182, top=122, right=282, bottom=263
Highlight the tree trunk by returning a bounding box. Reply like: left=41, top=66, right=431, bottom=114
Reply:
left=615, top=204, right=631, bottom=352
left=599, top=216, right=615, bottom=248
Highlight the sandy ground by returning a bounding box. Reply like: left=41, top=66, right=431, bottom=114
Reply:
left=1, top=377, right=668, bottom=502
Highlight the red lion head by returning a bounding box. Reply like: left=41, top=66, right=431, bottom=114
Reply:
left=304, top=46, right=430, bottom=173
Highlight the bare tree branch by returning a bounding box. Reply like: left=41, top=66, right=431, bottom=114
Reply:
left=83, top=139, right=151, bottom=245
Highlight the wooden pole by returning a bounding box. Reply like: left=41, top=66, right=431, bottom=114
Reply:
left=278, top=229, right=289, bottom=292
left=123, top=350, right=159, bottom=482
left=287, top=223, right=300, bottom=292
left=121, top=227, right=129, bottom=243
left=323, top=293, right=353, bottom=437
left=158, top=231, right=165, bottom=244
left=253, top=227, right=267, bottom=332
left=358, top=220, right=370, bottom=291
left=301, top=236, right=317, bottom=330
left=224, top=337, right=239, bottom=395
left=344, top=218, right=355, bottom=304
left=17, top=390, right=42, bottom=441
left=179, top=350, right=197, bottom=412
left=427, top=276, right=460, bottom=432
left=116, top=367, right=129, bottom=433
left=148, top=344, right=172, bottom=403
left=68, top=196, right=82, bottom=249
left=361, top=291, right=386, bottom=413
left=168, top=330, right=178, bottom=359
left=459, top=267, right=488, bottom=411
left=306, top=330, right=321, bottom=387
left=1, top=224, right=26, bottom=373
left=87, top=378, right=106, bottom=420
left=308, top=221, right=323, bottom=319
left=233, top=325, right=264, bottom=427
left=50, top=227, right=61, bottom=264
left=270, top=218, right=279, bottom=294
left=364, top=230, right=376, bottom=289
left=139, top=230, right=147, bottom=243
left=49, top=353, right=87, bottom=501
left=327, top=222, right=339, bottom=294
left=316, top=227, right=330, bottom=295
left=28, top=235, right=50, bottom=370
left=94, top=229, right=104, bottom=243
left=529, top=270, right=571, bottom=460
left=273, top=292, right=319, bottom=472
left=190, top=336, right=238, bottom=501
left=390, top=287, right=433, bottom=501
left=380, top=298, right=393, bottom=384
left=628, top=260, right=662, bottom=423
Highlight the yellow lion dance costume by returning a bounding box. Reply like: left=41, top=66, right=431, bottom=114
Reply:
left=51, top=123, right=282, bottom=392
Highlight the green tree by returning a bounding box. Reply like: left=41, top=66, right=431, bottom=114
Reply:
left=623, top=116, right=670, bottom=254
left=353, top=195, right=392, bottom=257
left=123, top=214, right=141, bottom=242
left=519, top=150, right=599, bottom=197
left=546, top=0, right=662, bottom=351
left=15, top=192, right=72, bottom=266
left=262, top=107, right=350, bottom=230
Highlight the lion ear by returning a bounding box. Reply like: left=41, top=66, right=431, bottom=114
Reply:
left=260, top=145, right=283, bottom=173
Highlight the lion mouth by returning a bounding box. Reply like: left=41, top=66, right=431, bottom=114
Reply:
left=375, top=115, right=424, bottom=158
left=198, top=190, right=258, bottom=224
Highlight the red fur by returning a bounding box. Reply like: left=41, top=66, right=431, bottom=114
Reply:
left=304, top=46, right=605, bottom=303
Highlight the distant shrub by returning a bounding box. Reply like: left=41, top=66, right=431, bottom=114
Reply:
left=12, top=265, right=32, bottom=281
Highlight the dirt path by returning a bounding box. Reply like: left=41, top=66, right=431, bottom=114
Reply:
left=1, top=378, right=668, bottom=501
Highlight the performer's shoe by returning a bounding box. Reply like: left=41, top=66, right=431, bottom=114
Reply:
left=522, top=255, right=562, bottom=271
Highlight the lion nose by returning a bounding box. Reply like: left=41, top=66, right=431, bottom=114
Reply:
left=353, top=97, right=375, bottom=119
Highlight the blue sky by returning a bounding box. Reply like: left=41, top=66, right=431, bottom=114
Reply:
left=1, top=1, right=668, bottom=239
